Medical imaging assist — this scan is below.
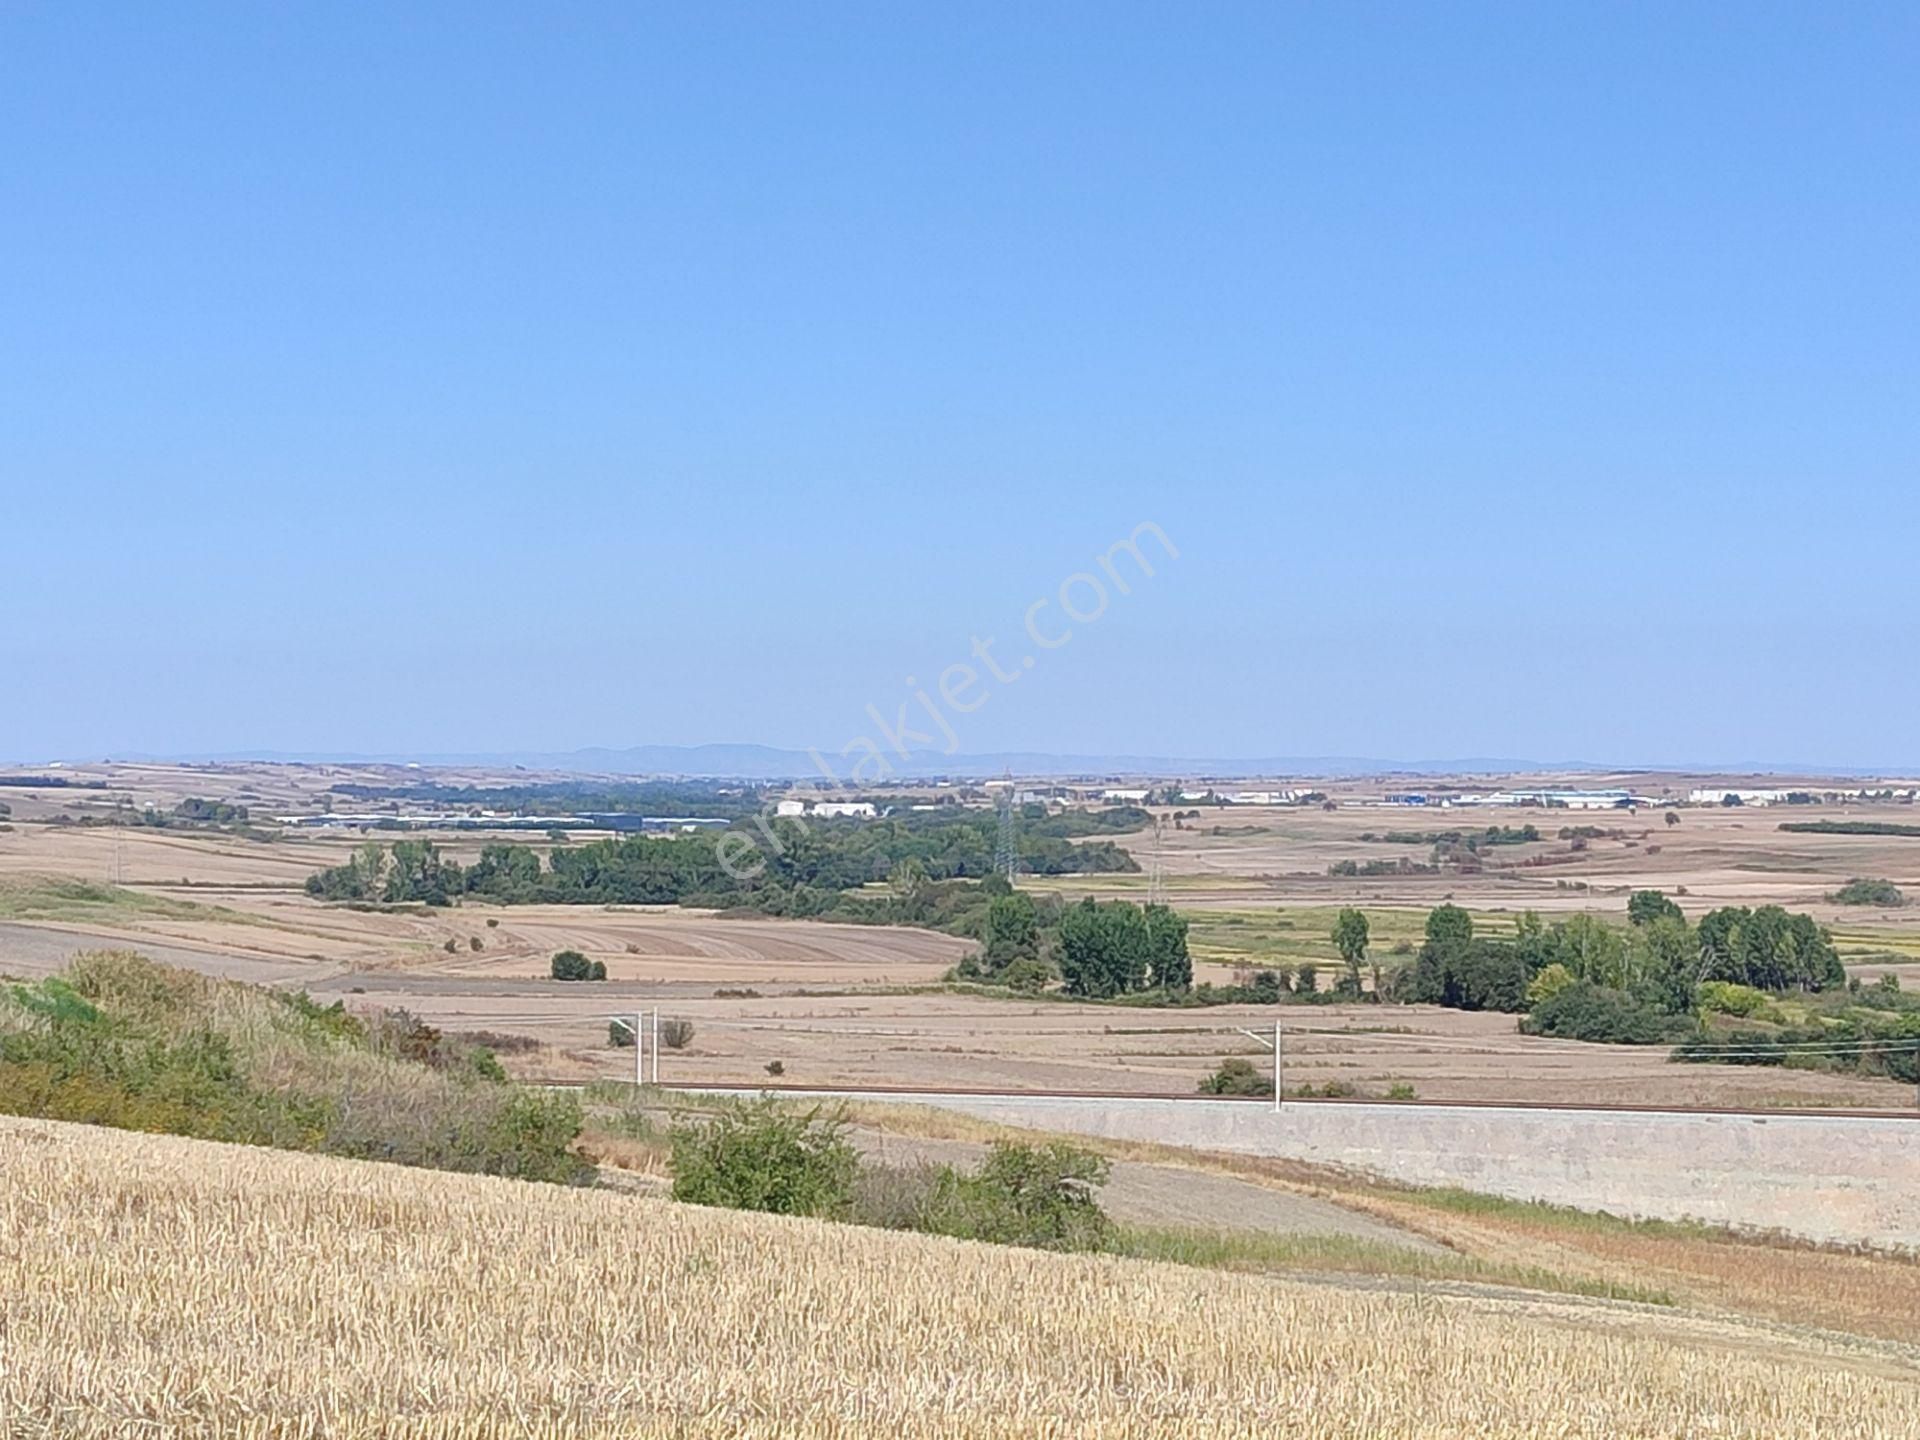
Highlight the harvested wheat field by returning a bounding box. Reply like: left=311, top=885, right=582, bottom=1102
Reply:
left=4, top=1117, right=1919, bottom=1438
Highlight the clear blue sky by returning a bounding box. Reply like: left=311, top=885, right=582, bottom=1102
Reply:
left=3, top=4, right=1916, bottom=768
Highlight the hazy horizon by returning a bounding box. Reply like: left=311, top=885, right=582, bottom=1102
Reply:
left=11, top=740, right=1920, bottom=783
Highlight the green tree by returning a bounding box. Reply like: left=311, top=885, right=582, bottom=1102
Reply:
left=1635, top=914, right=1700, bottom=1015
left=1552, top=913, right=1630, bottom=989
left=982, top=892, right=1041, bottom=975
left=1628, top=890, right=1684, bottom=928
left=550, top=950, right=600, bottom=982
left=1526, top=963, right=1577, bottom=1008
left=1425, top=904, right=1474, bottom=949
left=1144, top=904, right=1192, bottom=992
left=1331, top=908, right=1370, bottom=999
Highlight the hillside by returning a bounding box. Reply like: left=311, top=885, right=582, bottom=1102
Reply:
left=6, top=1116, right=1919, bottom=1438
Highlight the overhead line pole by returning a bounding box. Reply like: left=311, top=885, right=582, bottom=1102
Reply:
left=1234, top=1021, right=1283, bottom=1111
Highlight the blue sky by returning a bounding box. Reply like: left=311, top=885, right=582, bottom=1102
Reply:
left=3, top=4, right=1916, bottom=767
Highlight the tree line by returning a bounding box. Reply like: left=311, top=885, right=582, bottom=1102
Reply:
left=304, top=808, right=1142, bottom=916
left=956, top=890, right=1191, bottom=998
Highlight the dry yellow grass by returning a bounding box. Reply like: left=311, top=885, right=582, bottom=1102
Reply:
left=833, top=1101, right=1920, bottom=1345
left=4, top=1116, right=1919, bottom=1438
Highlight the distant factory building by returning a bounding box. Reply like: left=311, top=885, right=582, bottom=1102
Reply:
left=1689, top=788, right=1792, bottom=807
left=773, top=798, right=878, bottom=819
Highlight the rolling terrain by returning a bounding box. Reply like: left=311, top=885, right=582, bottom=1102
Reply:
left=8, top=1116, right=1920, bottom=1439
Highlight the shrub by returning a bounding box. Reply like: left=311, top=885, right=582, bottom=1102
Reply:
left=660, top=1018, right=695, bottom=1050
left=1525, top=963, right=1576, bottom=1009
left=1677, top=1018, right=1920, bottom=1084
left=765, top=1060, right=785, bottom=1077
left=1832, top=878, right=1906, bottom=907
left=920, top=1142, right=1113, bottom=1251
left=608, top=1021, right=635, bottom=1048
left=550, top=951, right=603, bottom=982
left=669, top=1100, right=857, bottom=1217
left=1386, top=1082, right=1417, bottom=1100
left=1197, top=1057, right=1273, bottom=1096
left=1301, top=1080, right=1358, bottom=1098
left=999, top=956, right=1054, bottom=993
left=1520, top=982, right=1695, bottom=1045
left=469, top=936, right=484, bottom=951
left=1697, top=981, right=1776, bottom=1019
left=485, top=917, right=500, bottom=928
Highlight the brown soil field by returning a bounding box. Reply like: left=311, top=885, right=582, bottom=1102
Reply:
left=5, top=760, right=1919, bottom=1110
left=1055, top=798, right=1920, bottom=928
left=292, top=985, right=1905, bottom=1109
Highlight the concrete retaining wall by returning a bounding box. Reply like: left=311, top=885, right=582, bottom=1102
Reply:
left=852, top=1093, right=1920, bottom=1250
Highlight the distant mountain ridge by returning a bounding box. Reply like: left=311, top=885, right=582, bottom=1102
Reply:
left=29, top=743, right=1915, bottom=782
left=48, top=742, right=1790, bottom=781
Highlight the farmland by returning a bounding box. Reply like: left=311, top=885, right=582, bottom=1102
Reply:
left=3, top=761, right=1920, bottom=1109
left=7, top=1115, right=1920, bottom=1438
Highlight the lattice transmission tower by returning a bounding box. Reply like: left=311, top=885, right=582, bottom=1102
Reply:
left=993, top=776, right=1018, bottom=881
left=1146, top=814, right=1167, bottom=907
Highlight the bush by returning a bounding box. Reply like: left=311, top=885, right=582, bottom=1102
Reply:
left=1832, top=878, right=1906, bottom=907
left=1197, top=1057, right=1273, bottom=1096
left=998, top=956, right=1054, bottom=993
left=550, top=951, right=604, bottom=982
left=920, top=1142, right=1113, bottom=1251
left=1525, top=963, right=1576, bottom=1009
left=608, top=1021, right=635, bottom=1048
left=1677, top=1019, right=1920, bottom=1084
left=1520, top=982, right=1695, bottom=1045
left=1696, top=981, right=1778, bottom=1019
left=669, top=1100, right=857, bottom=1217
left=1300, top=1080, right=1358, bottom=1098
left=660, top=1018, right=695, bottom=1050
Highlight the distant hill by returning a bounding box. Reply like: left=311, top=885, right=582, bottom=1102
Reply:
left=96, top=743, right=1601, bottom=781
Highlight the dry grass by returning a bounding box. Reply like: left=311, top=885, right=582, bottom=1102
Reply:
left=835, top=1100, right=1920, bottom=1346
left=5, top=1115, right=1920, bottom=1438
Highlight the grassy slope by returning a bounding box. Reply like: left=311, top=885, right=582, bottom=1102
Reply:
left=0, top=873, right=249, bottom=925
left=7, top=1115, right=1918, bottom=1439
left=0, top=951, right=590, bottom=1184
left=836, top=1099, right=1920, bottom=1347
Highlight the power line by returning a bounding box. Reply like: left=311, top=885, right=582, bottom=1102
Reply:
left=993, top=775, right=1017, bottom=881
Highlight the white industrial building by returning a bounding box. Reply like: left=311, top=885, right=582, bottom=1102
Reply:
left=1689, top=788, right=1792, bottom=807
left=773, top=798, right=878, bottom=819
